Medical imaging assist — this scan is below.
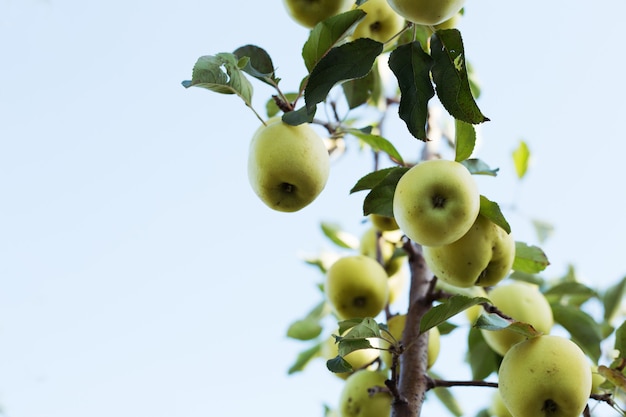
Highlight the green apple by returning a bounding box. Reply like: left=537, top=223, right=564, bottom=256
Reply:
left=480, top=281, right=553, bottom=356
left=393, top=159, right=480, bottom=247
left=247, top=119, right=330, bottom=212
left=489, top=390, right=513, bottom=417
left=498, top=335, right=592, bottom=417
left=370, top=214, right=400, bottom=232
left=380, top=314, right=440, bottom=370
left=422, top=214, right=515, bottom=287
left=351, top=0, right=406, bottom=44
left=591, top=365, right=607, bottom=394
left=386, top=0, right=465, bottom=26
left=387, top=263, right=407, bottom=305
left=338, top=369, right=392, bottom=417
left=325, top=255, right=389, bottom=319
left=282, top=0, right=354, bottom=28
left=321, top=331, right=381, bottom=379
left=359, top=226, right=405, bottom=275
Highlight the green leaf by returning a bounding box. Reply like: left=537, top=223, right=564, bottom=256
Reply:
left=420, top=295, right=490, bottom=333
left=327, top=355, right=354, bottom=373
left=551, top=304, right=603, bottom=363
left=266, top=93, right=299, bottom=118
left=454, top=119, right=476, bottom=161
left=363, top=167, right=409, bottom=217
left=303, top=9, right=367, bottom=72
left=338, top=317, right=381, bottom=338
left=342, top=63, right=381, bottom=109
left=350, top=167, right=399, bottom=193
left=467, top=327, right=501, bottom=378
left=305, top=38, right=383, bottom=112
left=287, top=318, right=324, bottom=341
left=479, top=195, right=511, bottom=234
left=512, top=140, right=530, bottom=179
left=512, top=242, right=550, bottom=274
left=288, top=342, right=323, bottom=374
left=429, top=371, right=464, bottom=417
left=232, top=44, right=278, bottom=86
left=543, top=281, right=598, bottom=306
left=320, top=222, right=360, bottom=249
left=615, top=320, right=626, bottom=359
left=344, top=128, right=404, bottom=164
left=182, top=53, right=254, bottom=106
left=474, top=313, right=543, bottom=338
left=388, top=41, right=434, bottom=141
left=531, top=218, right=554, bottom=244
left=337, top=338, right=374, bottom=357
left=460, top=158, right=499, bottom=176
left=281, top=105, right=316, bottom=126
left=603, top=276, right=626, bottom=322
left=430, top=29, right=489, bottom=124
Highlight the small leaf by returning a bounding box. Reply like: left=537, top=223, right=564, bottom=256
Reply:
left=467, top=327, right=501, bottom=378
left=342, top=64, right=381, bottom=109
left=429, top=371, right=464, bottom=417
left=232, top=44, right=277, bottom=86
left=615, top=321, right=626, bottom=359
left=598, top=365, right=626, bottom=392
left=479, top=196, right=511, bottom=234
left=388, top=41, right=434, bottom=140
left=460, top=158, right=499, bottom=176
left=281, top=105, right=316, bottom=126
left=320, top=222, right=360, bottom=249
left=363, top=168, right=409, bottom=217
left=543, top=281, right=598, bottom=305
left=287, top=319, right=324, bottom=341
left=420, top=295, right=490, bottom=333
left=512, top=140, right=530, bottom=179
left=344, top=128, right=404, bottom=164
left=266, top=93, right=299, bottom=118
left=303, top=9, right=367, bottom=72
left=288, top=342, right=323, bottom=374
left=337, top=338, right=374, bottom=357
left=551, top=304, right=603, bottom=363
left=475, top=313, right=543, bottom=339
left=531, top=218, right=554, bottom=244
left=512, top=242, right=550, bottom=274
left=454, top=119, right=476, bottom=161
left=305, top=38, right=383, bottom=112
left=603, top=276, right=626, bottom=322
left=338, top=317, right=381, bottom=338
left=350, top=167, right=399, bottom=193
left=430, top=29, right=489, bottom=124
left=327, top=355, right=354, bottom=373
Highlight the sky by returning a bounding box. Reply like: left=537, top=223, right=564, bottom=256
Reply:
left=1, top=1, right=625, bottom=417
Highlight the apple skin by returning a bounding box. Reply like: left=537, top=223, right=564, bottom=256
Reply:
left=381, top=314, right=440, bottom=370
left=489, top=390, right=513, bottom=417
left=480, top=281, right=553, bottom=356
left=422, top=214, right=515, bottom=288
left=590, top=365, right=606, bottom=394
left=393, top=159, right=480, bottom=247
left=498, top=335, right=592, bottom=417
left=386, top=0, right=465, bottom=26
left=351, top=0, right=406, bottom=44
left=338, top=369, right=391, bottom=417
left=370, top=214, right=400, bottom=232
left=283, top=0, right=353, bottom=28
left=325, top=255, right=389, bottom=319
left=247, top=120, right=330, bottom=212
left=321, top=331, right=381, bottom=379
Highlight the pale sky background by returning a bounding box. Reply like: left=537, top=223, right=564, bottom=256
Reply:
left=1, top=1, right=625, bottom=417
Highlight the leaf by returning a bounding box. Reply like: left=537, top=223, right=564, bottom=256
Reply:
left=474, top=313, right=543, bottom=339
left=350, top=167, right=399, bottom=193
left=543, top=281, right=598, bottom=305
left=615, top=321, right=626, bottom=359
left=454, top=119, right=476, bottom=161
left=342, top=63, right=381, bottom=109
left=344, top=128, right=404, bottom=164
left=460, top=158, right=499, bottom=176
left=302, top=9, right=367, bottom=72
left=338, top=317, right=381, bottom=338
left=182, top=54, right=253, bottom=106
left=603, top=276, right=626, bottom=322
left=281, top=105, right=316, bottom=126
left=388, top=41, right=434, bottom=140
left=467, top=327, right=501, bottom=379
left=551, top=304, right=603, bottom=363
left=320, top=222, right=360, bottom=249
left=479, top=195, right=511, bottom=234
left=265, top=93, right=299, bottom=118
left=512, top=242, right=550, bottom=273
left=598, top=365, right=626, bottom=392
left=362, top=167, right=409, bottom=217
left=531, top=218, right=554, bottom=244
left=420, top=295, right=490, bottom=333
left=287, top=318, right=324, bottom=341
left=327, top=355, right=354, bottom=373
left=232, top=44, right=278, bottom=86
left=287, top=342, right=323, bottom=374
left=305, top=38, right=383, bottom=112
left=430, top=29, right=489, bottom=124
left=512, top=140, right=530, bottom=179
left=429, top=371, right=464, bottom=417
left=337, top=338, right=374, bottom=357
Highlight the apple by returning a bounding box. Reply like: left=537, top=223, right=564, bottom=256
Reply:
left=325, top=255, right=390, bottom=319
left=338, top=369, right=392, bottom=417
left=480, top=281, right=553, bottom=356
left=282, top=0, right=353, bottom=28
left=247, top=119, right=330, bottom=212
left=422, top=214, right=515, bottom=287
left=393, top=159, right=480, bottom=247
left=498, top=335, right=592, bottom=417
left=591, top=365, right=607, bottom=394
left=386, top=0, right=465, bottom=26
left=351, top=0, right=406, bottom=44
left=321, top=331, right=381, bottom=379
left=387, top=263, right=408, bottom=305
left=380, top=314, right=440, bottom=370
left=489, top=390, right=513, bottom=417
left=370, top=213, right=400, bottom=232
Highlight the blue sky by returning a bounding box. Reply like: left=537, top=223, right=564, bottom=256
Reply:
left=1, top=1, right=625, bottom=417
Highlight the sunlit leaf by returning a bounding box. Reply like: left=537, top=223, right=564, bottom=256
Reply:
left=479, top=195, right=511, bottom=234
left=338, top=317, right=381, bottom=338
left=344, top=128, right=404, bottom=164
left=512, top=242, right=550, bottom=273
left=420, top=295, right=490, bottom=333
left=512, top=140, right=530, bottom=179
left=474, top=313, right=542, bottom=338
left=551, top=304, right=602, bottom=363
left=288, top=342, right=323, bottom=374
left=320, top=222, right=360, bottom=249
left=615, top=321, right=626, bottom=359
left=531, top=218, right=554, bottom=244
left=460, top=158, right=499, bottom=176
left=287, top=318, right=324, bottom=340
left=598, top=365, right=626, bottom=392
left=455, top=119, right=476, bottom=161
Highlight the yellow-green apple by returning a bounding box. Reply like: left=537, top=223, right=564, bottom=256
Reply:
left=380, top=314, right=440, bottom=370
left=422, top=214, right=515, bottom=287
left=282, top=0, right=353, bottom=28
left=465, top=286, right=488, bottom=324
left=393, top=159, right=480, bottom=247
left=370, top=213, right=400, bottom=232
left=386, top=0, right=465, bottom=26
left=247, top=119, right=330, bottom=212
left=325, top=255, right=389, bottom=319
left=321, top=331, right=381, bottom=379
left=498, top=335, right=592, bottom=417
left=351, top=0, right=406, bottom=44
left=338, top=369, right=392, bottom=417
left=591, top=365, right=607, bottom=394
left=480, top=281, right=553, bottom=356
left=387, top=264, right=408, bottom=305
left=359, top=226, right=405, bottom=276
left=489, top=390, right=513, bottom=417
